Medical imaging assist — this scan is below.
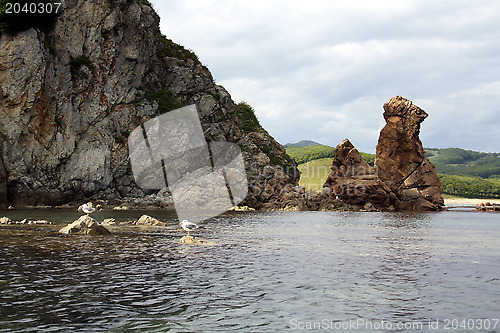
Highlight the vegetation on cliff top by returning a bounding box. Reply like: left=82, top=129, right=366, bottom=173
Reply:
left=158, top=34, right=200, bottom=64
left=234, top=102, right=267, bottom=134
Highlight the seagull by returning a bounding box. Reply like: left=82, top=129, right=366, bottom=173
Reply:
left=180, top=220, right=199, bottom=236
left=78, top=202, right=96, bottom=216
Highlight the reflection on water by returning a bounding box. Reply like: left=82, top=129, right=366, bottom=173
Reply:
left=1, top=211, right=499, bottom=332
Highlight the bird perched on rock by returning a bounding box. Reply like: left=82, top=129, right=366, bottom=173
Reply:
left=180, top=220, right=199, bottom=236
left=78, top=202, right=100, bottom=215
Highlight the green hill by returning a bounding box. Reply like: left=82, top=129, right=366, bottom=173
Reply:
left=426, top=147, right=500, bottom=199
left=285, top=143, right=375, bottom=165
left=285, top=140, right=321, bottom=147
left=287, top=144, right=500, bottom=198
left=284, top=144, right=336, bottom=164
left=297, top=158, right=332, bottom=191
left=437, top=174, right=500, bottom=199
left=426, top=148, right=500, bottom=178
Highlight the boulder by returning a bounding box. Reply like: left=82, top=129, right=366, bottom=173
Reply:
left=59, top=215, right=111, bottom=235
left=228, top=205, right=256, bottom=212
left=375, top=96, right=443, bottom=210
left=136, top=215, right=165, bottom=226
left=102, top=218, right=116, bottom=226
left=0, top=216, right=11, bottom=224
left=179, top=235, right=215, bottom=245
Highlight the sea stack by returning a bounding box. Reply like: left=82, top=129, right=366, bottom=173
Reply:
left=323, top=96, right=443, bottom=211
left=375, top=96, right=444, bottom=210
left=323, top=138, right=394, bottom=211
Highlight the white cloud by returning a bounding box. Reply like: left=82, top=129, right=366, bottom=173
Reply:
left=150, top=0, right=500, bottom=153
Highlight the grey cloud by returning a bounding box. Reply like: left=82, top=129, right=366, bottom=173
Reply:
left=151, top=0, right=500, bottom=152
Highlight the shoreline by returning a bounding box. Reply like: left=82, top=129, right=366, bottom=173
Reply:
left=444, top=198, right=500, bottom=205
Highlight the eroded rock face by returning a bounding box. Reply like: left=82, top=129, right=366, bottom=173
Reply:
left=323, top=139, right=395, bottom=210
left=322, top=97, right=443, bottom=211
left=0, top=0, right=299, bottom=208
left=375, top=96, right=443, bottom=211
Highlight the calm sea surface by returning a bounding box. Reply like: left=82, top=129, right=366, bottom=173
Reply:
left=0, top=210, right=499, bottom=332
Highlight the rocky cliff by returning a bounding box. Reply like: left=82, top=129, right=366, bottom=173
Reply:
left=0, top=0, right=299, bottom=208
left=323, top=96, right=443, bottom=211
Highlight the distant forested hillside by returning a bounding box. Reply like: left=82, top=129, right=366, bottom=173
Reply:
left=426, top=148, right=500, bottom=178
left=426, top=148, right=500, bottom=198
left=437, top=174, right=500, bottom=199
left=285, top=140, right=320, bottom=147
left=286, top=143, right=500, bottom=198
left=284, top=144, right=336, bottom=164
left=285, top=143, right=375, bottom=165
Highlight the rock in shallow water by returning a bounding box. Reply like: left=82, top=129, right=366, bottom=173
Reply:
left=59, top=215, right=111, bottom=235
left=0, top=217, right=11, bottom=224
left=179, top=235, right=214, bottom=245
left=136, top=215, right=165, bottom=226
left=376, top=96, right=444, bottom=211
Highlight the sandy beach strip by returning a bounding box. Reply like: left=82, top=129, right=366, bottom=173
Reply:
left=444, top=198, right=500, bottom=205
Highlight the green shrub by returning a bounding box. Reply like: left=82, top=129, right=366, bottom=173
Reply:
left=234, top=102, right=266, bottom=134
left=114, top=135, right=125, bottom=144
left=157, top=34, right=200, bottom=64
left=145, top=89, right=182, bottom=115
left=69, top=55, right=93, bottom=79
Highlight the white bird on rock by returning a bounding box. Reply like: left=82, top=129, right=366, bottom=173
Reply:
left=78, top=202, right=96, bottom=216
left=180, top=220, right=199, bottom=236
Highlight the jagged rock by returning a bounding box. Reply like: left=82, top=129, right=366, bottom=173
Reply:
left=113, top=206, right=130, bottom=210
left=59, top=215, right=111, bottom=235
left=228, top=205, right=256, bottom=212
left=136, top=215, right=165, bottom=226
left=375, top=96, right=443, bottom=210
left=323, top=139, right=394, bottom=210
left=102, top=218, right=116, bottom=226
left=0, top=216, right=11, bottom=224
left=321, top=97, right=443, bottom=212
left=475, top=203, right=500, bottom=212
left=258, top=181, right=357, bottom=212
left=179, top=235, right=214, bottom=245
left=0, top=0, right=299, bottom=209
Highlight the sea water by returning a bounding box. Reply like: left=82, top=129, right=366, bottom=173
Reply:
left=0, top=210, right=499, bottom=332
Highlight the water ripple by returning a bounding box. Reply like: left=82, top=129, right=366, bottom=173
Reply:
left=1, top=211, right=500, bottom=331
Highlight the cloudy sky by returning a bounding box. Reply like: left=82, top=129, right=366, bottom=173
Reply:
left=149, top=0, right=500, bottom=153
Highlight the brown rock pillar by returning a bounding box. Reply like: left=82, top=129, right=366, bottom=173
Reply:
left=375, top=96, right=444, bottom=210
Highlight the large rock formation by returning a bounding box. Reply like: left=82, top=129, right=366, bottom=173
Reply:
left=375, top=96, right=443, bottom=210
left=0, top=0, right=299, bottom=208
left=323, top=96, right=443, bottom=211
left=323, top=139, right=395, bottom=210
